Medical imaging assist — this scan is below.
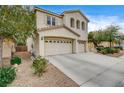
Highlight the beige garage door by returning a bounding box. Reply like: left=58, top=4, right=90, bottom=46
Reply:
left=45, top=38, right=73, bottom=56
left=78, top=42, right=85, bottom=53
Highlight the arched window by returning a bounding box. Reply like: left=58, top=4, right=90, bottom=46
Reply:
left=82, top=21, right=85, bottom=30
left=70, top=18, right=75, bottom=28
left=76, top=20, right=80, bottom=29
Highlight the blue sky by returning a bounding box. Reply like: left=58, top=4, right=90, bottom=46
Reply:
left=36, top=5, right=124, bottom=32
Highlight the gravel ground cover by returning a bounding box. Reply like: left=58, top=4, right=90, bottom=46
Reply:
left=9, top=57, right=78, bottom=87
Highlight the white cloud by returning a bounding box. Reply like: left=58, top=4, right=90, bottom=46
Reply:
left=88, top=15, right=124, bottom=33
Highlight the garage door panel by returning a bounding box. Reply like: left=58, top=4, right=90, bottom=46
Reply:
left=78, top=43, right=85, bottom=53
left=45, top=38, right=72, bottom=56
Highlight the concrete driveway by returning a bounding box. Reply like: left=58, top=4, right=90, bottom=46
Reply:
left=47, top=52, right=124, bottom=87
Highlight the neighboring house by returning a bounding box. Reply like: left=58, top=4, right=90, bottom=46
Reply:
left=27, top=7, right=89, bottom=57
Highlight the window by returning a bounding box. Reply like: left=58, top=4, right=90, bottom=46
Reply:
left=70, top=18, right=75, bottom=28
left=82, top=22, right=85, bottom=30
left=53, top=41, right=56, bottom=43
left=76, top=20, right=80, bottom=29
left=47, top=16, right=56, bottom=26
left=52, top=17, right=55, bottom=26
left=45, top=40, right=48, bottom=43
left=47, top=16, right=51, bottom=25
left=60, top=41, right=63, bottom=43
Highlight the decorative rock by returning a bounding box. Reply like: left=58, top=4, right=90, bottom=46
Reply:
left=13, top=64, right=18, bottom=71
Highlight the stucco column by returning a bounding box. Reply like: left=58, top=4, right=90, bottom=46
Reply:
left=84, top=41, right=88, bottom=52
left=39, top=32, right=45, bottom=57
left=73, top=39, right=78, bottom=53
left=76, top=39, right=78, bottom=53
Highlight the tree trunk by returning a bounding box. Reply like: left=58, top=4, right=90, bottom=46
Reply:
left=0, top=37, right=3, bottom=67
left=93, top=41, right=98, bottom=48
left=110, top=35, right=112, bottom=48
left=110, top=41, right=112, bottom=48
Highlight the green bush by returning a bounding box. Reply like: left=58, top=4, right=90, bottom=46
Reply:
left=99, top=47, right=119, bottom=54
left=114, top=49, right=119, bottom=53
left=0, top=67, right=16, bottom=87
left=114, top=46, right=123, bottom=50
left=10, top=56, right=21, bottom=65
left=100, top=49, right=107, bottom=54
left=32, top=56, right=48, bottom=76
left=106, top=47, right=113, bottom=54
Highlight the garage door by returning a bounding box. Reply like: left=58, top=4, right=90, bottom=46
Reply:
left=45, top=38, right=73, bottom=56
left=78, top=42, right=85, bottom=53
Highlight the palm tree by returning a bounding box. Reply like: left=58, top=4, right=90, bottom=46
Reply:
left=0, top=6, right=36, bottom=66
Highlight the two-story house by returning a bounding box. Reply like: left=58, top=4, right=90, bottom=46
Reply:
left=27, top=7, right=89, bottom=57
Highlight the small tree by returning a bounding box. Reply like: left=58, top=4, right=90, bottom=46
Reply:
left=0, top=6, right=36, bottom=66
left=88, top=30, right=104, bottom=47
left=0, top=6, right=15, bottom=66
left=88, top=25, right=120, bottom=48
left=104, top=25, right=120, bottom=48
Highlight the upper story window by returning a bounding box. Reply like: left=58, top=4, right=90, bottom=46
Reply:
left=47, top=16, right=56, bottom=26
left=47, top=16, right=51, bottom=25
left=82, top=21, right=85, bottom=30
left=76, top=20, right=80, bottom=29
left=70, top=18, right=75, bottom=28
left=52, top=17, right=55, bottom=26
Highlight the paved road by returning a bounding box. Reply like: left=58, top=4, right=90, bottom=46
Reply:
left=47, top=52, right=124, bottom=87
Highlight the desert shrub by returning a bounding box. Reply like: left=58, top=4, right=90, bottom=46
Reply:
left=10, top=56, right=21, bottom=65
left=32, top=56, right=48, bottom=76
left=114, top=46, right=123, bottom=50
left=96, top=46, right=104, bottom=52
left=110, top=48, right=116, bottom=53
left=0, top=67, right=16, bottom=87
left=99, top=47, right=119, bottom=54
left=100, top=49, right=107, bottom=54
left=106, top=47, right=113, bottom=54
left=107, top=48, right=119, bottom=54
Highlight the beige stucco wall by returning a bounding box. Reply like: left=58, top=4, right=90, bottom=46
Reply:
left=63, top=13, right=88, bottom=41
left=27, top=37, right=33, bottom=52
left=36, top=11, right=63, bottom=29
left=2, top=40, right=14, bottom=58
left=88, top=42, right=118, bottom=52
left=38, top=28, right=78, bottom=56
left=34, top=9, right=89, bottom=56
left=41, top=28, right=79, bottom=39
left=36, top=11, right=88, bottom=41
left=33, top=34, right=40, bottom=56
left=38, top=27, right=88, bottom=56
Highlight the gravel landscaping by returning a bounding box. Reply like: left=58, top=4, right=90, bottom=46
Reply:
left=9, top=58, right=79, bottom=87
left=106, top=50, right=124, bottom=57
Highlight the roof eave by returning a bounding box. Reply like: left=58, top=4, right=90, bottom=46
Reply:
left=34, top=7, right=63, bottom=18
